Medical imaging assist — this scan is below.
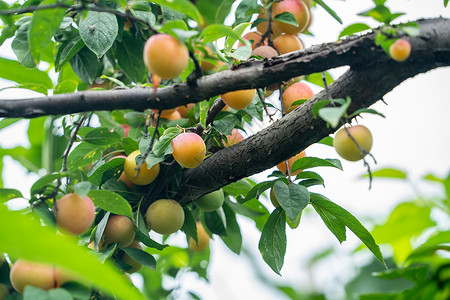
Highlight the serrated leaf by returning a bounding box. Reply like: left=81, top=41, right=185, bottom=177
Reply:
left=122, top=137, right=139, bottom=155
left=28, top=0, right=65, bottom=62
left=89, top=157, right=124, bottom=186
left=292, top=157, right=343, bottom=172
left=273, top=12, right=298, bottom=27
left=339, top=23, right=371, bottom=38
left=79, top=11, right=118, bottom=58
left=258, top=208, right=286, bottom=275
left=295, top=171, right=325, bottom=186
left=0, top=188, right=23, bottom=202
left=11, top=21, right=36, bottom=68
left=88, top=190, right=133, bottom=220
left=312, top=199, right=346, bottom=243
left=122, top=247, right=156, bottom=270
left=152, top=0, right=204, bottom=26
left=310, top=193, right=386, bottom=267
left=67, top=142, right=104, bottom=170
left=272, top=181, right=309, bottom=223
left=152, top=130, right=178, bottom=157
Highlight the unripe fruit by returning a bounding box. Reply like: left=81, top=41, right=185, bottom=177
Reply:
left=389, top=38, right=411, bottom=62
left=122, top=240, right=143, bottom=273
left=10, top=259, right=55, bottom=293
left=251, top=45, right=279, bottom=58
left=55, top=193, right=95, bottom=235
left=277, top=151, right=306, bottom=176
left=146, top=199, right=185, bottom=235
left=238, top=31, right=265, bottom=49
left=195, top=189, right=224, bottom=212
left=124, top=150, right=160, bottom=185
left=281, top=82, right=314, bottom=113
left=333, top=125, right=373, bottom=161
left=143, top=34, right=189, bottom=79
left=273, top=0, right=311, bottom=34
left=189, top=222, right=210, bottom=252
left=102, top=215, right=135, bottom=248
left=224, top=129, right=244, bottom=147
left=221, top=89, right=256, bottom=110
left=269, top=187, right=280, bottom=207
left=273, top=34, right=304, bottom=55
left=171, top=132, right=206, bottom=169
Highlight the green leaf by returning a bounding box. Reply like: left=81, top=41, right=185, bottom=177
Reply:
left=339, top=23, right=371, bottom=38
left=363, top=168, right=407, bottom=180
left=212, top=113, right=238, bottom=135
left=318, top=136, right=333, bottom=147
left=79, top=11, right=118, bottom=58
left=318, top=97, right=351, bottom=128
left=310, top=193, right=386, bottom=267
left=24, top=286, right=51, bottom=300
left=220, top=202, right=242, bottom=254
left=30, top=172, right=71, bottom=195
left=48, top=288, right=74, bottom=300
left=88, top=190, right=133, bottom=220
left=230, top=44, right=252, bottom=61
left=272, top=181, right=309, bottom=223
left=0, top=56, right=52, bottom=87
left=445, top=0, right=449, bottom=8
left=122, top=247, right=156, bottom=270
left=0, top=205, right=145, bottom=300
left=181, top=206, right=198, bottom=244
left=373, top=265, right=429, bottom=283
left=312, top=198, right=346, bottom=243
left=151, top=0, right=204, bottom=26
left=152, top=129, right=178, bottom=157
left=204, top=208, right=227, bottom=235
left=200, top=24, right=240, bottom=43
left=94, top=211, right=110, bottom=251
left=273, top=12, right=298, bottom=27
left=54, top=80, right=78, bottom=94
left=67, top=142, right=104, bottom=170
left=312, top=100, right=332, bottom=118
left=292, top=157, right=343, bottom=172
left=89, top=157, right=124, bottom=186
left=0, top=188, right=23, bottom=202
left=116, top=32, right=146, bottom=83
left=224, top=22, right=251, bottom=52
left=55, top=37, right=85, bottom=72
left=69, top=46, right=100, bottom=84
left=72, top=181, right=91, bottom=199
left=314, top=0, right=343, bottom=24
left=122, top=137, right=139, bottom=155
left=397, top=22, right=420, bottom=37
left=84, top=128, right=121, bottom=145
left=294, top=171, right=325, bottom=186
left=135, top=227, right=168, bottom=251
left=258, top=208, right=286, bottom=275
left=28, top=0, right=65, bottom=61
left=349, top=108, right=385, bottom=118
left=11, top=21, right=36, bottom=68
left=0, top=118, right=21, bottom=131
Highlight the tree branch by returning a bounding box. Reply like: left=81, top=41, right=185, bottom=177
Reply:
left=1, top=18, right=447, bottom=118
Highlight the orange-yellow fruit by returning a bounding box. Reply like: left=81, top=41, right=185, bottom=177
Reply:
left=221, top=89, right=256, bottom=110
left=224, top=129, right=244, bottom=147
left=55, top=193, right=95, bottom=235
left=333, top=125, right=373, bottom=161
left=255, top=13, right=282, bottom=38
left=269, top=187, right=280, bottom=207
left=238, top=31, right=265, bottom=49
left=10, top=259, right=55, bottom=293
left=151, top=108, right=177, bottom=118
left=108, top=155, right=134, bottom=189
left=189, top=222, right=210, bottom=252
left=143, top=34, right=189, bottom=79
left=281, top=82, right=314, bottom=113
left=301, top=0, right=312, bottom=8
left=88, top=238, right=105, bottom=251
left=171, top=132, right=206, bottom=169
left=277, top=151, right=306, bottom=176
left=196, top=46, right=217, bottom=72
left=177, top=103, right=195, bottom=118
left=146, top=199, right=185, bottom=235
left=273, top=0, right=311, bottom=34
left=389, top=38, right=411, bottom=62
left=122, top=240, right=143, bottom=273
left=102, top=215, right=135, bottom=248
left=124, top=150, right=160, bottom=185
left=273, top=34, right=305, bottom=54
left=251, top=45, right=279, bottom=58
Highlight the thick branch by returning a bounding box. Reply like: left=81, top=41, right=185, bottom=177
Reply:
left=177, top=19, right=450, bottom=201
left=0, top=18, right=447, bottom=118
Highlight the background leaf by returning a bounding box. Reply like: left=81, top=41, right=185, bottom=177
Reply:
left=88, top=190, right=133, bottom=219
left=79, top=11, right=118, bottom=58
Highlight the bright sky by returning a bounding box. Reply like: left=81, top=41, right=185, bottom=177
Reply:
left=0, top=1, right=449, bottom=299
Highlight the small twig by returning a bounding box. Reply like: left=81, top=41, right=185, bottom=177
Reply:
left=187, top=51, right=203, bottom=85
left=257, top=88, right=274, bottom=122
left=136, top=110, right=161, bottom=175
left=255, top=5, right=275, bottom=48
left=205, top=98, right=226, bottom=126
left=322, top=72, right=332, bottom=102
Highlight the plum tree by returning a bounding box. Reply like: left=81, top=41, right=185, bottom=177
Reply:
left=273, top=34, right=305, bottom=54
left=171, top=132, right=206, bottom=169
left=389, top=38, right=411, bottom=62
left=277, top=151, right=306, bottom=176
left=333, top=125, right=373, bottom=161
left=269, top=187, right=280, bottom=207
left=143, top=34, right=189, bottom=79
left=121, top=240, right=143, bottom=273
left=189, top=222, right=210, bottom=252
left=272, top=0, right=311, bottom=34
left=146, top=199, right=185, bottom=235
left=281, top=82, right=314, bottom=113
left=220, top=89, right=256, bottom=110
left=55, top=193, right=95, bottom=235
left=194, top=189, right=224, bottom=212
left=9, top=259, right=55, bottom=293
left=102, top=215, right=135, bottom=248
left=123, top=150, right=160, bottom=185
